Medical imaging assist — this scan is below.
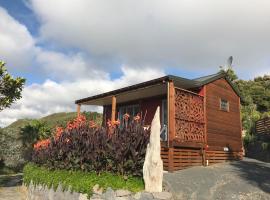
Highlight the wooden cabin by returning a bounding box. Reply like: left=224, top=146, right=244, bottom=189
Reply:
left=75, top=72, right=243, bottom=172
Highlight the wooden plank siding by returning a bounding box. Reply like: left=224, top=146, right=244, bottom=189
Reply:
left=206, top=150, right=243, bottom=165
left=161, top=146, right=169, bottom=171
left=205, top=78, right=243, bottom=153
left=256, top=117, right=270, bottom=135
left=161, top=146, right=203, bottom=171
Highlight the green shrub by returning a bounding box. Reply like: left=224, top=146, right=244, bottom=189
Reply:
left=23, top=163, right=144, bottom=197
left=20, top=120, right=52, bottom=147
left=243, top=133, right=257, bottom=148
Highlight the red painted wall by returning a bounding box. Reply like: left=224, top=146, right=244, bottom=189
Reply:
left=103, top=95, right=166, bottom=125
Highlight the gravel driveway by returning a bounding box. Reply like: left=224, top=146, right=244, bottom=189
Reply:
left=164, top=158, right=270, bottom=200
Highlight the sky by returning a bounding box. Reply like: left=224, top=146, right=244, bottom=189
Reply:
left=0, top=0, right=269, bottom=127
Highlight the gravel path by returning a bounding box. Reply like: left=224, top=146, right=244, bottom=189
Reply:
left=164, top=158, right=270, bottom=200
left=0, top=174, right=26, bottom=200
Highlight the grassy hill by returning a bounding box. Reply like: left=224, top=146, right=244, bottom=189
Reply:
left=5, top=111, right=102, bottom=130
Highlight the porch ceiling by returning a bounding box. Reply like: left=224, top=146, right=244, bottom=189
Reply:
left=80, top=83, right=167, bottom=106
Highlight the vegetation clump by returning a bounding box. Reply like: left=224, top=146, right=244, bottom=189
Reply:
left=23, top=163, right=144, bottom=197
left=0, top=61, right=25, bottom=111
left=0, top=112, right=102, bottom=173
left=32, top=115, right=150, bottom=176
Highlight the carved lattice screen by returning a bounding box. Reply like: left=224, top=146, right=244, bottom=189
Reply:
left=175, top=88, right=205, bottom=143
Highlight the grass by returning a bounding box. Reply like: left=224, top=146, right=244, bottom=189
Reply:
left=23, top=163, right=144, bottom=197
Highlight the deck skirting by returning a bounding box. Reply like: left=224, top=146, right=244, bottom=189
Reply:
left=161, top=146, right=243, bottom=172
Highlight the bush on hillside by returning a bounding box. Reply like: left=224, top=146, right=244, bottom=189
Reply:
left=32, top=115, right=150, bottom=176
left=0, top=128, right=25, bottom=171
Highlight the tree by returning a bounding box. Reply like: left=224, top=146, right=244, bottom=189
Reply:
left=0, top=61, right=25, bottom=111
left=219, top=66, right=238, bottom=83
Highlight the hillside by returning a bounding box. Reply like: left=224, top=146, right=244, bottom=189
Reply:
left=5, top=112, right=102, bottom=130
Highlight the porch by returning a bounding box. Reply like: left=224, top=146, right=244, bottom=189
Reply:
left=75, top=77, right=210, bottom=171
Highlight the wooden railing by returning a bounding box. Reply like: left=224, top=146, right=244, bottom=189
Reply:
left=174, top=88, right=205, bottom=143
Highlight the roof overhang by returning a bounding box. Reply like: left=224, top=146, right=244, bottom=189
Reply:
left=77, top=83, right=167, bottom=106
left=75, top=75, right=199, bottom=106
left=75, top=71, right=243, bottom=106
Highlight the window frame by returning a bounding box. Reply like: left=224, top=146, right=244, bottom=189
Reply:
left=219, top=98, right=230, bottom=112
left=118, top=104, right=140, bottom=121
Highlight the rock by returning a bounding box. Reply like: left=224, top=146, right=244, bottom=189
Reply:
left=152, top=192, right=173, bottom=200
left=104, top=187, right=116, bottom=200
left=93, top=184, right=100, bottom=191
left=90, top=193, right=104, bottom=200
left=115, top=197, right=130, bottom=200
left=133, top=192, right=141, bottom=199
left=115, top=189, right=132, bottom=197
left=139, top=192, right=154, bottom=200
left=143, top=107, right=163, bottom=193
left=93, top=184, right=104, bottom=195
left=79, top=193, right=89, bottom=200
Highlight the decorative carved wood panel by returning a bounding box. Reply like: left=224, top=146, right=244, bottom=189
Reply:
left=175, top=88, right=205, bottom=143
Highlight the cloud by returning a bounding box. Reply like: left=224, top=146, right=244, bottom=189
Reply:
left=1, top=0, right=270, bottom=126
left=0, top=6, right=165, bottom=127
left=0, top=6, right=106, bottom=82
left=0, top=66, right=165, bottom=127
left=0, top=7, right=35, bottom=70
left=35, top=49, right=109, bottom=81
left=29, top=0, right=270, bottom=77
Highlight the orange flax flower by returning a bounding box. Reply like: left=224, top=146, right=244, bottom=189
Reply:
left=34, top=139, right=51, bottom=150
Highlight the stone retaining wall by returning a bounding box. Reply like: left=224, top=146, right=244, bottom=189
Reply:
left=25, top=182, right=173, bottom=200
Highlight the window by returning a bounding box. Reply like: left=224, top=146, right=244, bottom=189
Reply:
left=220, top=99, right=229, bottom=112
left=161, top=99, right=167, bottom=126
left=161, top=99, right=168, bottom=141
left=118, top=104, right=140, bottom=121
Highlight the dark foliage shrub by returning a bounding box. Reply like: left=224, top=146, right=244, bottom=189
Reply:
left=32, top=117, right=150, bottom=176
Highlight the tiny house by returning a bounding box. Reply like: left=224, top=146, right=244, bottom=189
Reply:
left=75, top=72, right=243, bottom=172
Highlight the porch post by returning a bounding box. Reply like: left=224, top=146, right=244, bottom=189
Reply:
left=111, top=96, right=116, bottom=122
left=168, top=81, right=175, bottom=172
left=77, top=104, right=81, bottom=117
left=168, top=81, right=175, bottom=143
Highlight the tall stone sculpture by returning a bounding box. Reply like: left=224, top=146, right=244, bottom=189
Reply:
left=143, top=106, right=163, bottom=192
